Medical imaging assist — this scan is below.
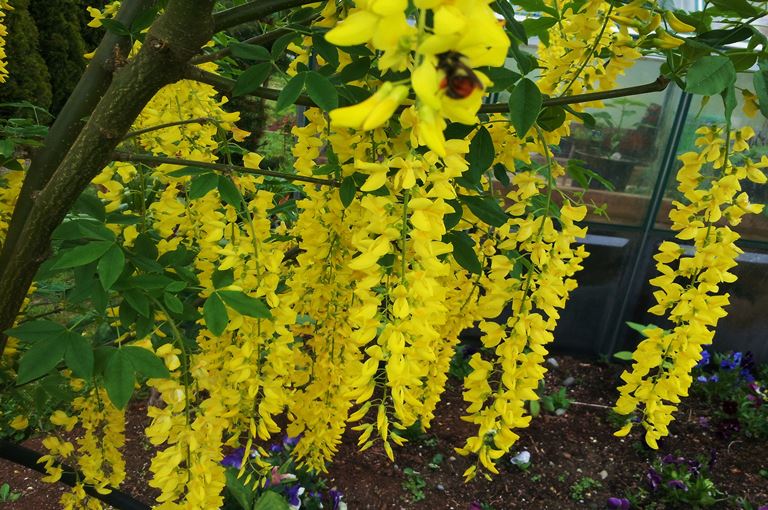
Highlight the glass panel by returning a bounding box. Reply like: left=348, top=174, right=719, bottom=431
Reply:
left=554, top=58, right=682, bottom=226
left=654, top=74, right=768, bottom=242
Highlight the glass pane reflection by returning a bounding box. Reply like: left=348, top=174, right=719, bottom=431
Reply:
left=554, top=58, right=681, bottom=226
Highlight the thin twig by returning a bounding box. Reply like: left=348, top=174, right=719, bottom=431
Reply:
left=212, top=0, right=319, bottom=33
left=112, top=151, right=340, bottom=187
left=122, top=117, right=215, bottom=140
left=191, top=12, right=318, bottom=65
left=191, top=28, right=293, bottom=65
left=185, top=65, right=670, bottom=114
left=569, top=400, right=611, bottom=409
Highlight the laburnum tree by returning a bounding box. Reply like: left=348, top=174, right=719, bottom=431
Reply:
left=0, top=0, right=767, bottom=508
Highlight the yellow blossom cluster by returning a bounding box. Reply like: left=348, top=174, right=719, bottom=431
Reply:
left=0, top=0, right=10, bottom=83
left=614, top=126, right=766, bottom=448
left=325, top=0, right=507, bottom=156
left=39, top=388, right=125, bottom=509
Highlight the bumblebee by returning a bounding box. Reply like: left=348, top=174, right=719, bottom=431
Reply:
left=437, top=51, right=484, bottom=99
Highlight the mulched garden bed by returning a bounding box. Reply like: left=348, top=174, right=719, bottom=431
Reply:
left=2, top=355, right=766, bottom=509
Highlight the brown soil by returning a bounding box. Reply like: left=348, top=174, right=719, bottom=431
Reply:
left=1, top=356, right=766, bottom=509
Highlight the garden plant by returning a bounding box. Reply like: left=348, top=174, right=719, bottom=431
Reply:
left=0, top=0, right=767, bottom=508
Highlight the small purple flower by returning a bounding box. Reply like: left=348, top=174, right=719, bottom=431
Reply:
left=647, top=468, right=662, bottom=491
left=607, top=497, right=631, bottom=509
left=697, top=350, right=711, bottom=368
left=270, top=443, right=283, bottom=453
left=286, top=484, right=304, bottom=507
left=709, top=374, right=719, bottom=383
left=221, top=448, right=245, bottom=469
left=687, top=459, right=701, bottom=476
left=667, top=479, right=687, bottom=491
left=284, top=435, right=301, bottom=448
left=697, top=375, right=708, bottom=383
left=661, top=454, right=677, bottom=464
left=740, top=368, right=755, bottom=383
left=469, top=503, right=483, bottom=510
left=328, top=489, right=344, bottom=510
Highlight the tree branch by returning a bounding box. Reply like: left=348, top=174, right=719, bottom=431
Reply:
left=212, top=0, right=320, bottom=33
left=0, top=440, right=150, bottom=510
left=480, top=75, right=671, bottom=112
left=186, top=64, right=671, bottom=114
left=0, top=0, right=219, bottom=356
left=191, top=12, right=318, bottom=65
left=112, top=151, right=340, bottom=187
left=0, top=0, right=155, bottom=281
left=122, top=117, right=215, bottom=140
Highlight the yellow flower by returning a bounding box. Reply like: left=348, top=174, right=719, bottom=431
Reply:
left=10, top=415, right=28, bottom=430
left=330, top=83, right=409, bottom=131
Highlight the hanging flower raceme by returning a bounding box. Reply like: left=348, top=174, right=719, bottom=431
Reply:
left=325, top=0, right=508, bottom=156
left=614, top=126, right=766, bottom=448
left=0, top=0, right=10, bottom=83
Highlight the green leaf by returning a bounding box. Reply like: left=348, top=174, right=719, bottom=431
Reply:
left=529, top=399, right=540, bottom=417
left=521, top=16, right=557, bottom=41
left=188, top=173, right=218, bottom=199
left=339, top=176, right=356, bottom=207
left=165, top=280, right=188, bottom=293
left=311, top=34, right=339, bottom=69
left=445, top=231, right=482, bottom=274
left=685, top=56, right=736, bottom=96
left=204, top=293, right=228, bottom=336
left=483, top=66, right=521, bottom=93
left=626, top=321, right=658, bottom=337
left=694, top=26, right=753, bottom=47
left=212, top=269, right=235, bottom=289
left=508, top=78, right=542, bottom=136
left=123, top=289, right=151, bottom=318
left=130, top=7, right=157, bottom=34
left=100, top=18, right=130, bottom=36
left=271, top=32, right=298, bottom=61
left=721, top=85, right=737, bottom=123
left=167, top=166, right=209, bottom=177
left=493, top=163, right=510, bottom=187
left=5, top=320, right=66, bottom=343
left=17, top=336, right=67, bottom=385
left=537, top=106, right=566, bottom=131
left=123, top=346, right=169, bottom=379
left=163, top=292, right=184, bottom=314
left=275, top=73, right=306, bottom=113
left=218, top=290, right=272, bottom=319
left=306, top=71, right=339, bottom=111
left=98, top=244, right=125, bottom=290
left=53, top=219, right=115, bottom=242
left=225, top=469, right=254, bottom=510
left=459, top=195, right=508, bottom=227
left=103, top=350, right=135, bottom=410
left=336, top=57, right=371, bottom=83
left=613, top=351, right=634, bottom=361
left=218, top=176, right=242, bottom=208
left=443, top=200, right=462, bottom=230
left=465, top=127, right=495, bottom=186
left=232, top=62, right=272, bottom=97
left=229, top=42, right=272, bottom=61
left=51, top=241, right=114, bottom=270
left=708, top=0, right=759, bottom=17
left=753, top=61, right=768, bottom=119
left=253, top=491, right=290, bottom=510
left=64, top=332, right=93, bottom=380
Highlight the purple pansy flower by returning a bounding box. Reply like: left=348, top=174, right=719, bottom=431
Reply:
left=221, top=447, right=245, bottom=469
left=697, top=350, right=711, bottom=368
left=647, top=468, right=662, bottom=491
left=329, top=489, right=344, bottom=510
left=286, top=484, right=305, bottom=508
left=607, top=497, right=631, bottom=509
left=667, top=479, right=687, bottom=491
